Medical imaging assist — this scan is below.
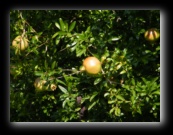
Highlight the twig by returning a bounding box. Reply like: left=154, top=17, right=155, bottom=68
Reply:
left=25, top=40, right=49, bottom=57
left=57, top=70, right=82, bottom=79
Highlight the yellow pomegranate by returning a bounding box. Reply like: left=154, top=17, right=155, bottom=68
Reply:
left=12, top=35, right=28, bottom=51
left=34, top=77, right=57, bottom=92
left=50, top=84, right=57, bottom=91
left=34, top=77, right=48, bottom=92
left=144, top=28, right=160, bottom=42
left=83, top=56, right=101, bottom=75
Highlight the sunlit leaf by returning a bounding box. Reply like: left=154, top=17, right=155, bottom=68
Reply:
left=116, top=95, right=125, bottom=101
left=109, top=107, right=115, bottom=114
left=89, top=92, right=98, bottom=102
left=137, top=106, right=142, bottom=114
left=75, top=107, right=81, bottom=112
left=58, top=31, right=67, bottom=36
left=62, top=98, right=69, bottom=108
left=88, top=101, right=96, bottom=110
left=55, top=22, right=61, bottom=30
left=52, top=32, right=59, bottom=39
left=131, top=78, right=135, bottom=86
left=115, top=107, right=121, bottom=116
left=111, top=36, right=121, bottom=41
left=56, top=79, right=66, bottom=85
left=120, top=70, right=126, bottom=74
left=151, top=90, right=160, bottom=95
left=64, top=21, right=68, bottom=32
left=94, top=78, right=102, bottom=85
left=55, top=37, right=60, bottom=45
left=115, top=63, right=122, bottom=70
left=48, top=71, right=59, bottom=76
left=43, top=109, right=47, bottom=114
left=104, top=93, right=110, bottom=97
left=34, top=71, right=44, bottom=76
left=70, top=45, right=76, bottom=52
left=51, top=61, right=56, bottom=69
left=76, top=45, right=86, bottom=57
left=85, top=26, right=91, bottom=33
left=59, top=18, right=65, bottom=31
left=69, top=21, right=76, bottom=32
left=58, top=85, right=68, bottom=94
left=108, top=100, right=115, bottom=104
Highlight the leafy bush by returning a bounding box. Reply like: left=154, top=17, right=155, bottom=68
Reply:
left=10, top=10, right=160, bottom=122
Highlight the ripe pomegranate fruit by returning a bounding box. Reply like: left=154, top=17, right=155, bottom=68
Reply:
left=82, top=56, right=101, bottom=75
left=12, top=35, right=28, bottom=51
left=144, top=28, right=160, bottom=42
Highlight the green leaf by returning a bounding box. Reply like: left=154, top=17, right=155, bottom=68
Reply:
left=154, top=102, right=160, bottom=106
left=88, top=101, right=97, bottom=111
left=48, top=71, right=59, bottom=76
left=141, top=77, right=148, bottom=85
left=122, top=85, right=130, bottom=90
left=85, top=26, right=91, bottom=33
left=34, top=71, right=44, bottom=76
left=69, top=21, right=76, bottom=32
left=116, top=95, right=125, bottom=101
left=115, top=62, right=122, bottom=70
left=47, top=23, right=52, bottom=29
left=131, top=78, right=135, bottom=86
left=55, top=22, right=61, bottom=30
left=151, top=77, right=159, bottom=84
left=59, top=18, right=65, bottom=31
left=62, top=98, right=69, bottom=108
left=55, top=37, right=60, bottom=45
left=33, top=49, right=39, bottom=55
left=51, top=61, right=57, bottom=69
left=43, top=109, right=47, bottom=114
left=64, top=21, right=68, bottom=32
left=57, top=31, right=67, bottom=36
left=146, top=96, right=149, bottom=102
left=132, top=89, right=136, bottom=97
left=67, top=33, right=72, bottom=37
left=120, top=70, right=126, bottom=74
left=108, top=100, right=115, bottom=104
left=31, top=36, right=39, bottom=44
left=115, top=107, right=121, bottom=116
left=70, top=45, right=76, bottom=52
left=109, top=107, right=115, bottom=114
left=71, top=67, right=78, bottom=73
left=111, top=36, right=121, bottom=41
left=76, top=45, right=86, bottom=57
left=104, top=93, right=110, bottom=97
left=44, top=60, right=48, bottom=69
left=58, top=85, right=68, bottom=94
left=136, top=106, right=142, bottom=114
left=81, top=96, right=90, bottom=104
left=131, top=89, right=136, bottom=104
left=140, top=93, right=147, bottom=96
left=52, top=32, right=59, bottom=39
left=94, top=78, right=102, bottom=85
left=56, top=79, right=66, bottom=86
left=77, top=33, right=86, bottom=40
left=151, top=90, right=160, bottom=95
left=75, top=107, right=81, bottom=112
left=89, top=92, right=98, bottom=102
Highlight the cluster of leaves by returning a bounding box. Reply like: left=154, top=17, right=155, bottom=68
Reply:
left=10, top=10, right=160, bottom=122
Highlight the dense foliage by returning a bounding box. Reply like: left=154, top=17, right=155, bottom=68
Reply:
left=10, top=10, right=160, bottom=122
